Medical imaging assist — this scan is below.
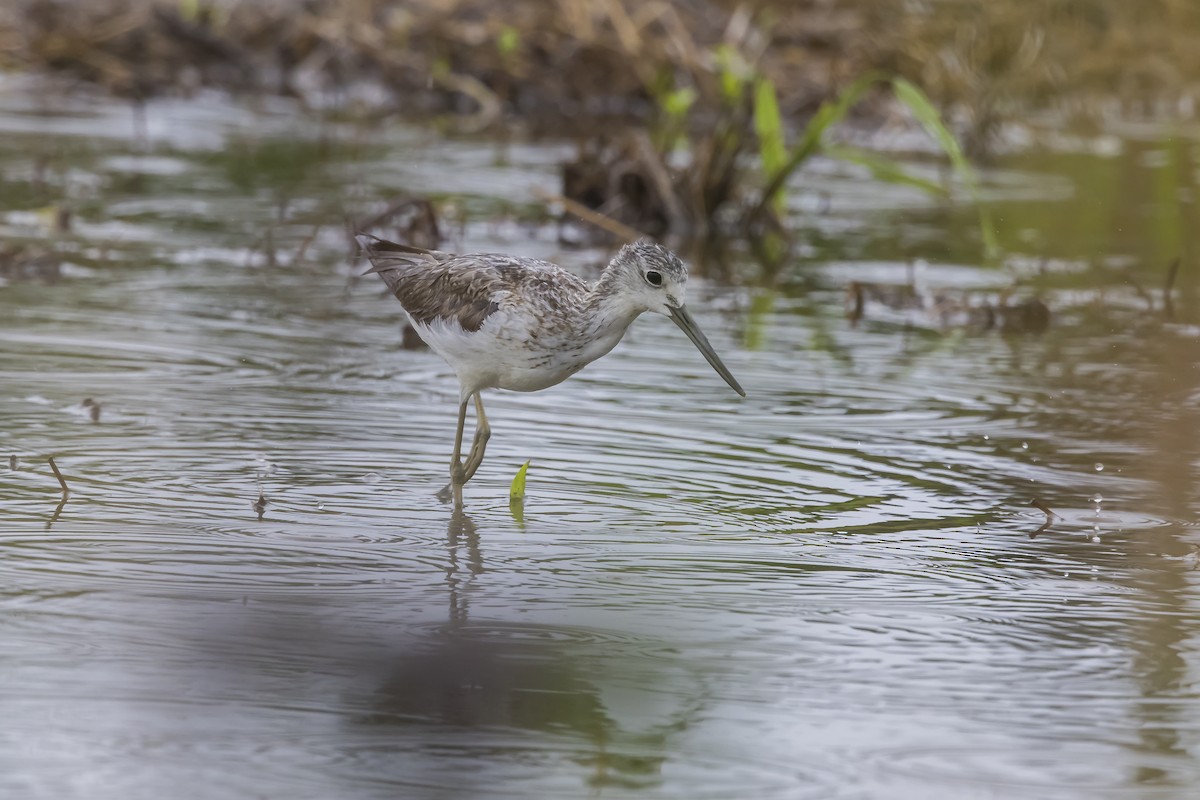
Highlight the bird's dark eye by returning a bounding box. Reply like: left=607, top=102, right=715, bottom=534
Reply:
left=645, top=271, right=663, bottom=287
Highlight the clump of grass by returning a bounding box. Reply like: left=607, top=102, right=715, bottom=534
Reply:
left=564, top=54, right=998, bottom=262
left=749, top=72, right=997, bottom=261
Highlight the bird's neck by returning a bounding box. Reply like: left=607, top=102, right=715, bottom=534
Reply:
left=580, top=267, right=641, bottom=352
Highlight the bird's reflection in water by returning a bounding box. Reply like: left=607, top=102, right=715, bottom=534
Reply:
left=354, top=508, right=701, bottom=791
left=445, top=507, right=482, bottom=625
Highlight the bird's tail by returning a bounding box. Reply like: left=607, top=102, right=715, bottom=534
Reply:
left=355, top=234, right=446, bottom=293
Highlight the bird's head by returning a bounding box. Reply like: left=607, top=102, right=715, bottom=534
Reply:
left=605, top=240, right=745, bottom=397
left=609, top=239, right=689, bottom=317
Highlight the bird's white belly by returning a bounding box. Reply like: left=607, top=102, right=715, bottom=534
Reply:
left=412, top=315, right=625, bottom=394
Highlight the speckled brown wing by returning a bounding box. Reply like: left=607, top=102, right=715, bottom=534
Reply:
left=359, top=236, right=502, bottom=333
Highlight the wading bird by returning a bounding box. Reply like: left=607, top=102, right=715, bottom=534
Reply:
left=358, top=235, right=745, bottom=505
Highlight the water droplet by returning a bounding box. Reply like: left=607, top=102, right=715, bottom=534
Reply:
left=361, top=472, right=382, bottom=484
left=1091, top=536, right=1101, bottom=543
left=1094, top=463, right=1104, bottom=472
left=317, top=501, right=325, bottom=511
left=1092, top=493, right=1103, bottom=503
left=983, top=434, right=990, bottom=441
left=1021, top=441, right=1029, bottom=450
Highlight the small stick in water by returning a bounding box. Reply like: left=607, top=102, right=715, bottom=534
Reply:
left=1029, top=498, right=1059, bottom=518
left=1028, top=497, right=1059, bottom=539
left=48, top=456, right=70, bottom=497
left=1163, top=258, right=1180, bottom=321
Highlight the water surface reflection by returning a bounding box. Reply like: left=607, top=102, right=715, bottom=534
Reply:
left=1, top=82, right=1199, bottom=799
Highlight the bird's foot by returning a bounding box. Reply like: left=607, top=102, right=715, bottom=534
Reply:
left=441, top=460, right=467, bottom=506
left=436, top=480, right=466, bottom=506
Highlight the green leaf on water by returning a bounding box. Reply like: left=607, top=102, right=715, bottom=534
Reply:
left=510, top=460, right=530, bottom=500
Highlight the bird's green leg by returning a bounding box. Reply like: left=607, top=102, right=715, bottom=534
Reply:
left=462, top=393, right=492, bottom=482
left=446, top=396, right=470, bottom=506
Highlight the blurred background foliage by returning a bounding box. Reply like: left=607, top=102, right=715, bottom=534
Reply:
left=3, top=0, right=1199, bottom=312
left=2, top=0, right=1198, bottom=149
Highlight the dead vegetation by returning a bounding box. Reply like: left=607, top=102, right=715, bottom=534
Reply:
left=6, top=1, right=1199, bottom=249
left=4, top=1, right=1199, bottom=132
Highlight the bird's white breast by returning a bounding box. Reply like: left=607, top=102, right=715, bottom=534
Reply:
left=410, top=303, right=631, bottom=395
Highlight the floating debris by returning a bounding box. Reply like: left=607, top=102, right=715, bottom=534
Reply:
left=0, top=244, right=61, bottom=284
left=847, top=280, right=1050, bottom=334
left=252, top=490, right=268, bottom=520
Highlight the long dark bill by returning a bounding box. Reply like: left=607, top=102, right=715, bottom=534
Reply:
left=668, top=305, right=747, bottom=397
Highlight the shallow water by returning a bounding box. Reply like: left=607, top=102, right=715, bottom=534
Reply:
left=2, top=77, right=1200, bottom=799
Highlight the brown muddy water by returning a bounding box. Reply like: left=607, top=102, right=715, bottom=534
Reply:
left=2, top=75, right=1199, bottom=799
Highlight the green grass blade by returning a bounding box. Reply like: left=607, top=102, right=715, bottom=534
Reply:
left=891, top=78, right=1000, bottom=261
left=824, top=144, right=949, bottom=198
left=753, top=78, right=785, bottom=176
left=712, top=44, right=752, bottom=103
left=751, top=71, right=884, bottom=224
left=753, top=78, right=787, bottom=212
